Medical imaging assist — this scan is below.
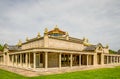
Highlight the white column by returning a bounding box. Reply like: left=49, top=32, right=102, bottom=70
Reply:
left=79, top=54, right=81, bottom=66
left=45, top=52, right=48, bottom=69
left=70, top=54, right=73, bottom=68
left=12, top=55, right=14, bottom=66
left=93, top=53, right=97, bottom=66
left=7, top=53, right=9, bottom=66
left=29, top=52, right=31, bottom=68
left=87, top=55, right=89, bottom=66
left=13, top=55, right=15, bottom=66
left=117, top=56, right=118, bottom=63
left=118, top=57, right=119, bottom=63
left=119, top=57, right=120, bottom=63
left=16, top=54, right=18, bottom=67
left=113, top=56, right=115, bottom=64
left=111, top=56, right=113, bottom=64
left=59, top=53, right=61, bottom=69
left=110, top=56, right=112, bottom=64
left=115, top=56, right=117, bottom=63
left=33, top=52, right=36, bottom=69
left=3, top=54, right=5, bottom=65
left=26, top=53, right=28, bottom=67
left=20, top=53, right=22, bottom=67
left=107, top=56, right=109, bottom=64
left=101, top=54, right=104, bottom=65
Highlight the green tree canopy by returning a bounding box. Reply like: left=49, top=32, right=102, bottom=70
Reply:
left=0, top=44, right=3, bottom=51
left=109, top=49, right=117, bottom=54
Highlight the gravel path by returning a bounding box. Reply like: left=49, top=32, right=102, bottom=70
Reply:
left=0, top=64, right=120, bottom=77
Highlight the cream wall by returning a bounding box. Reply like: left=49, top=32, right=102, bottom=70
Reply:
left=103, top=48, right=109, bottom=53
left=48, top=38, right=84, bottom=51
left=22, top=39, right=44, bottom=49
left=48, top=53, right=59, bottom=67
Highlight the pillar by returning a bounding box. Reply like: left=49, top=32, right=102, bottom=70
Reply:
left=45, top=52, right=48, bottom=69
left=115, top=56, right=116, bottom=63
left=101, top=54, right=104, bottom=65
left=3, top=54, right=5, bottom=65
left=79, top=54, right=81, bottom=66
left=117, top=56, right=119, bottom=63
left=70, top=54, right=73, bottom=68
left=87, top=54, right=88, bottom=66
left=15, top=54, right=18, bottom=67
left=107, top=56, right=109, bottom=64
left=110, top=56, right=112, bottom=64
left=33, top=52, right=36, bottom=69
left=7, top=53, right=9, bottom=66
left=59, top=53, right=61, bottom=69
left=114, top=56, right=115, bottom=63
left=118, top=57, right=119, bottom=63
left=29, top=52, right=31, bottom=68
left=12, top=55, right=14, bottom=66
left=26, top=53, right=28, bottom=67
left=119, top=57, right=120, bottom=63
left=93, top=53, right=97, bottom=66
left=13, top=55, right=15, bottom=66
left=20, top=53, right=22, bottom=67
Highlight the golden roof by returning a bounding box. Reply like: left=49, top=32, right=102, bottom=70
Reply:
left=48, top=25, right=66, bottom=35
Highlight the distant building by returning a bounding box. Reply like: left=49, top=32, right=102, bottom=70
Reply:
left=0, top=26, right=120, bottom=71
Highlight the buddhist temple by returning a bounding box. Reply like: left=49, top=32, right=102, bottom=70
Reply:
left=0, top=26, right=120, bottom=71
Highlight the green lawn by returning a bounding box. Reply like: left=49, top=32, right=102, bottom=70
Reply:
left=0, top=66, right=120, bottom=79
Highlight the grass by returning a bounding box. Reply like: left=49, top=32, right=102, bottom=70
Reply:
left=0, top=66, right=120, bottom=79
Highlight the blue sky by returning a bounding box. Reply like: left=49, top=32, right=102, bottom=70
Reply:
left=0, top=0, right=120, bottom=51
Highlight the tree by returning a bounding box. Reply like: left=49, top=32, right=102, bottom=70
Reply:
left=0, top=44, right=3, bottom=51
left=109, top=49, right=117, bottom=54
left=117, top=49, right=120, bottom=54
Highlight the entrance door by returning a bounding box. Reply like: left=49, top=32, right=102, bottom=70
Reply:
left=36, top=54, right=40, bottom=68
left=97, top=53, right=101, bottom=65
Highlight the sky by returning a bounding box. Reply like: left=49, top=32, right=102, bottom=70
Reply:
left=0, top=0, right=120, bottom=51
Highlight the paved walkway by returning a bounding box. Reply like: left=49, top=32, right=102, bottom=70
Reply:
left=0, top=64, right=120, bottom=77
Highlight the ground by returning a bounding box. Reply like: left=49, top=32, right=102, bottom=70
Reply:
left=0, top=66, right=120, bottom=79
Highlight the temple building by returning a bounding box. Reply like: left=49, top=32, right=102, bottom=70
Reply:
left=0, top=26, right=120, bottom=71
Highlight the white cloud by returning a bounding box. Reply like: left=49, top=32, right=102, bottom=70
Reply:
left=0, top=0, right=120, bottom=51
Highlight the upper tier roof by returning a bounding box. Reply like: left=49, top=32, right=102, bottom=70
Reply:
left=48, top=26, right=66, bottom=35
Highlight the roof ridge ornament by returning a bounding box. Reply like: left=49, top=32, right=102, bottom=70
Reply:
left=106, top=44, right=109, bottom=48
left=54, top=25, right=58, bottom=29
left=17, top=40, right=22, bottom=46
left=26, top=37, right=29, bottom=41
left=66, top=32, right=69, bottom=36
left=44, top=28, right=48, bottom=34
left=37, top=32, right=41, bottom=38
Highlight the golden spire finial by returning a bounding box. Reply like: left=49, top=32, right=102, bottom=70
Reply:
left=44, top=28, right=48, bottom=34
left=83, top=37, right=85, bottom=40
left=83, top=37, right=88, bottom=43
left=55, top=25, right=58, bottom=29
left=17, top=39, right=22, bottom=46
left=37, top=32, right=41, bottom=38
left=106, top=44, right=109, bottom=48
left=86, top=38, right=88, bottom=43
left=66, top=32, right=69, bottom=40
left=26, top=37, right=29, bottom=41
left=66, top=32, right=69, bottom=36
